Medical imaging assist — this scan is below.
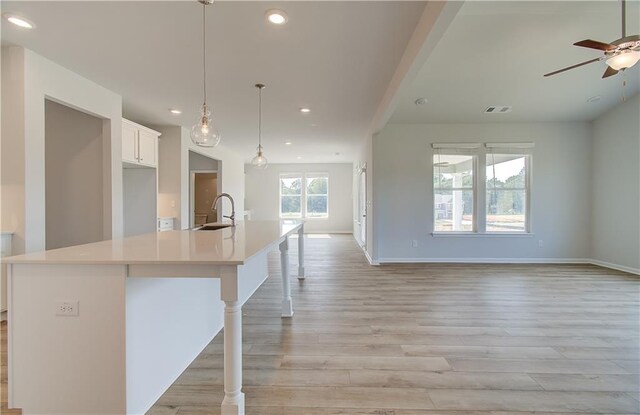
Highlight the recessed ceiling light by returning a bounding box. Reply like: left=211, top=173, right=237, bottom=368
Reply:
left=587, top=95, right=602, bottom=103
left=297, top=156, right=303, bottom=160
left=169, top=109, right=182, bottom=115
left=414, top=97, right=428, bottom=106
left=300, top=108, right=311, bottom=113
left=3, top=14, right=34, bottom=29
left=266, top=9, right=288, bottom=25
left=284, top=141, right=292, bottom=145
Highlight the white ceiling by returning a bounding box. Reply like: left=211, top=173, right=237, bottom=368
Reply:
left=390, top=1, right=640, bottom=124
left=1, top=1, right=425, bottom=163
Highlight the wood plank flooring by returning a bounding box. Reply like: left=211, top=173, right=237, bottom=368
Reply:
left=1, top=234, right=638, bottom=414
left=148, top=234, right=640, bottom=414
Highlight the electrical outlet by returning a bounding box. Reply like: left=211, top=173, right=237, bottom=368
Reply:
left=538, top=240, right=544, bottom=248
left=411, top=240, right=418, bottom=248
left=55, top=301, right=79, bottom=317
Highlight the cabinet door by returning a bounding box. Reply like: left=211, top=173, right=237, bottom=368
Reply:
left=137, top=130, right=157, bottom=167
left=122, top=123, right=138, bottom=163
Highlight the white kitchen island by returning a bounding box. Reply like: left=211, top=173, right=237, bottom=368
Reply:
left=5, top=220, right=305, bottom=415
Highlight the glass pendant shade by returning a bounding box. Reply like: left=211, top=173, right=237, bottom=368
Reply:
left=251, top=145, right=268, bottom=169
left=191, top=104, right=220, bottom=147
left=606, top=50, right=640, bottom=71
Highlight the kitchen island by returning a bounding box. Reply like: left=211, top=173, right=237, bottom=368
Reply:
left=4, top=220, right=305, bottom=415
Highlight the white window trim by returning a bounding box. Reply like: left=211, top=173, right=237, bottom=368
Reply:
left=305, top=172, right=329, bottom=219
left=279, top=173, right=303, bottom=219
left=433, top=149, right=478, bottom=233
left=485, top=151, right=532, bottom=234
left=279, top=172, right=330, bottom=219
left=432, top=143, right=533, bottom=235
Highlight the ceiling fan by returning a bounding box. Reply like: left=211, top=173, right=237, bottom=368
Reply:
left=544, top=0, right=640, bottom=78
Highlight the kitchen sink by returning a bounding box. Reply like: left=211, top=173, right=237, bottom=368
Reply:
left=196, top=224, right=233, bottom=231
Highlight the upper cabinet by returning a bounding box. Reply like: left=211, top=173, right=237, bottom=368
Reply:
left=122, top=119, right=160, bottom=168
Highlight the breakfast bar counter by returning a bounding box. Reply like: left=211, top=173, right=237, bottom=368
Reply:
left=5, top=220, right=305, bottom=415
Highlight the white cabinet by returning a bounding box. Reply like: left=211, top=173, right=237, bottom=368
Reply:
left=122, top=119, right=160, bottom=168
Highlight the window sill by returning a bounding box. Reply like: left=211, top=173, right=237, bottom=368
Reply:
left=431, top=232, right=534, bottom=237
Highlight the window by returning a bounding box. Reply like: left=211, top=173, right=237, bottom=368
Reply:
left=280, top=175, right=302, bottom=218
left=432, top=143, right=532, bottom=234
left=306, top=175, right=329, bottom=218
left=486, top=154, right=529, bottom=232
left=433, top=153, right=475, bottom=232
left=280, top=173, right=329, bottom=219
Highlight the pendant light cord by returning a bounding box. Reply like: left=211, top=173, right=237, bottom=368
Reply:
left=202, top=1, right=207, bottom=105
left=258, top=86, right=262, bottom=148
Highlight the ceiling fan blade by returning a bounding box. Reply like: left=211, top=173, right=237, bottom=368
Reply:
left=602, top=66, right=619, bottom=78
left=544, top=58, right=601, bottom=77
left=574, top=39, right=617, bottom=51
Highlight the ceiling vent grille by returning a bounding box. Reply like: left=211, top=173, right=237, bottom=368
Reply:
left=485, top=106, right=512, bottom=114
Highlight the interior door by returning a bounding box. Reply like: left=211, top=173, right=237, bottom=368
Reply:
left=358, top=169, right=366, bottom=246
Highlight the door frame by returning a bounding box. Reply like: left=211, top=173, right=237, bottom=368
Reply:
left=357, top=165, right=367, bottom=248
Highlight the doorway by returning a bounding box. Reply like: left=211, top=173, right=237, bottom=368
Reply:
left=188, top=150, right=220, bottom=228
left=191, top=172, right=218, bottom=226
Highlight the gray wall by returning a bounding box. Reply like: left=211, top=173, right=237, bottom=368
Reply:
left=591, top=95, right=640, bottom=272
left=372, top=122, right=593, bottom=262
left=123, top=168, right=157, bottom=237
left=45, top=100, right=105, bottom=250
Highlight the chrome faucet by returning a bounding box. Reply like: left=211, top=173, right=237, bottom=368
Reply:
left=211, top=193, right=235, bottom=225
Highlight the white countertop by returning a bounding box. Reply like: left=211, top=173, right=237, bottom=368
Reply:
left=5, top=220, right=302, bottom=266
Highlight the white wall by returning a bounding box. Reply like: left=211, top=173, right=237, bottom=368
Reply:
left=156, top=126, right=245, bottom=230
left=372, top=122, right=593, bottom=262
left=45, top=100, right=105, bottom=249
left=1, top=46, right=123, bottom=255
left=591, top=95, right=640, bottom=274
left=245, top=163, right=353, bottom=233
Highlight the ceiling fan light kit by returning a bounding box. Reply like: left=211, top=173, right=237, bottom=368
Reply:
left=544, top=0, right=639, bottom=78
left=606, top=49, right=640, bottom=70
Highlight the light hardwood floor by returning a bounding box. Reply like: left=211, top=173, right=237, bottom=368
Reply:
left=2, top=234, right=639, bottom=414
left=147, top=235, right=640, bottom=414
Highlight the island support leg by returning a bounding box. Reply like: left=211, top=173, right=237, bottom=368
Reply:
left=297, top=224, right=305, bottom=280
left=221, top=268, right=245, bottom=415
left=279, top=238, right=294, bottom=317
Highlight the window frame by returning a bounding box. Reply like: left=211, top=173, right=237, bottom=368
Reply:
left=485, top=151, right=532, bottom=234
left=279, top=172, right=330, bottom=219
left=432, top=150, right=478, bottom=233
left=279, top=173, right=303, bottom=219
left=304, top=173, right=330, bottom=219
left=431, top=143, right=533, bottom=236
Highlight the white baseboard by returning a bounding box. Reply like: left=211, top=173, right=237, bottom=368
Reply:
left=364, top=248, right=379, bottom=266
left=590, top=259, right=640, bottom=275
left=305, top=230, right=353, bottom=234
left=377, top=257, right=590, bottom=265
left=373, top=257, right=639, bottom=275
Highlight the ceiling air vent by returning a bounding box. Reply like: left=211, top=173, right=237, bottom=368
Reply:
left=485, top=106, right=512, bottom=114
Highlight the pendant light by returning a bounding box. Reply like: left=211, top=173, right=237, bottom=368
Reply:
left=251, top=83, right=268, bottom=169
left=191, top=0, right=221, bottom=147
